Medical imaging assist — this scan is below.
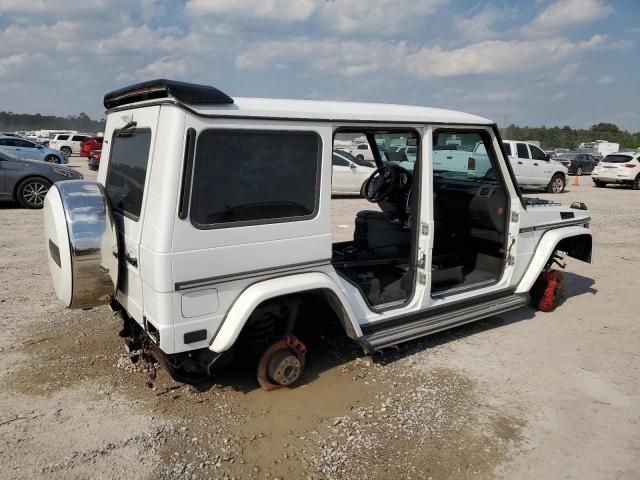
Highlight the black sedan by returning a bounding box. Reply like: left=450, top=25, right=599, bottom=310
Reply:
left=556, top=153, right=599, bottom=175
left=0, top=150, right=83, bottom=208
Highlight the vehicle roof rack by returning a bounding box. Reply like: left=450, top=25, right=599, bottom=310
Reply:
left=103, top=79, right=234, bottom=109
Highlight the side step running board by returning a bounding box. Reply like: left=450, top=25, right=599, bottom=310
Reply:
left=361, top=294, right=529, bottom=352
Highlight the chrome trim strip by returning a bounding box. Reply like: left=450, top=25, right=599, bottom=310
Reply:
left=519, top=217, right=591, bottom=233
left=174, top=258, right=332, bottom=291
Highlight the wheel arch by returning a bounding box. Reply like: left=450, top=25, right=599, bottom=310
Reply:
left=515, top=226, right=592, bottom=293
left=209, top=272, right=361, bottom=353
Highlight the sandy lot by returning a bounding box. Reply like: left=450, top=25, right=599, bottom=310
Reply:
left=1, top=159, right=639, bottom=480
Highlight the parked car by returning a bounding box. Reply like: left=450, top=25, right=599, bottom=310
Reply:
left=591, top=152, right=640, bottom=189
left=42, top=79, right=592, bottom=390
left=49, top=133, right=89, bottom=156
left=0, top=150, right=82, bottom=208
left=335, top=148, right=375, bottom=168
left=88, top=150, right=101, bottom=171
left=556, top=153, right=599, bottom=175
left=502, top=140, right=568, bottom=193
left=332, top=150, right=375, bottom=194
left=80, top=136, right=104, bottom=157
left=0, top=135, right=67, bottom=164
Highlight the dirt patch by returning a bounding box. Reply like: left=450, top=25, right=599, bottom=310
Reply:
left=3, top=310, right=524, bottom=480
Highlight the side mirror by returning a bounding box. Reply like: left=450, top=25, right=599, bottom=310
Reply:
left=545, top=154, right=551, bottom=161
left=350, top=163, right=357, bottom=169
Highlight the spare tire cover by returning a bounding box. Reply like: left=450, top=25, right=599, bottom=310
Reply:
left=43, top=180, right=118, bottom=309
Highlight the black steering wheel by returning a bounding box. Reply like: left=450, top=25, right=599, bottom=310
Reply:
left=362, top=165, right=398, bottom=203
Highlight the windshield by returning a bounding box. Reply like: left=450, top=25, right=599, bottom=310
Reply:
left=602, top=154, right=633, bottom=163
left=375, top=132, right=418, bottom=171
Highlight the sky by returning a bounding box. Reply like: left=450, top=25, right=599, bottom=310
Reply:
left=0, top=0, right=639, bottom=130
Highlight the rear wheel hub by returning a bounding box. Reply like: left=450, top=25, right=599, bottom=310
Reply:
left=257, top=336, right=307, bottom=390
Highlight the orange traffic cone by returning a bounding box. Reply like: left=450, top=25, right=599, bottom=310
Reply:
left=572, top=174, right=580, bottom=186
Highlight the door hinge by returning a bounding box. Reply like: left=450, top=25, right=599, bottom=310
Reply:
left=421, top=223, right=429, bottom=235
left=418, top=272, right=427, bottom=285
left=417, top=254, right=426, bottom=270
left=511, top=212, right=519, bottom=222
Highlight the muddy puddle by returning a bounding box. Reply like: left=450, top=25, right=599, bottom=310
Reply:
left=5, top=311, right=525, bottom=479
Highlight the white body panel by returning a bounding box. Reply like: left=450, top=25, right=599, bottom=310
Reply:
left=83, top=95, right=591, bottom=357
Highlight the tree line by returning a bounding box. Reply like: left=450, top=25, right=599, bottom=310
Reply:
left=0, top=111, right=106, bottom=133
left=500, top=122, right=640, bottom=150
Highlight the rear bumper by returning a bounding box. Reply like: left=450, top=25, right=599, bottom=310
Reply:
left=592, top=176, right=633, bottom=184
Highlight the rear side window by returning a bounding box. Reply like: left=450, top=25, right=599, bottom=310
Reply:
left=72, top=135, right=87, bottom=141
left=190, top=130, right=320, bottom=228
left=57, top=135, right=69, bottom=140
left=503, top=143, right=512, bottom=156
left=105, top=129, right=151, bottom=221
left=516, top=143, right=529, bottom=159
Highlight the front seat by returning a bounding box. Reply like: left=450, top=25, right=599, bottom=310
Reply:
left=354, top=210, right=411, bottom=257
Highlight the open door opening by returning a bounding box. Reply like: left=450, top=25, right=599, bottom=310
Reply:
left=331, top=129, right=420, bottom=309
left=431, top=129, right=509, bottom=295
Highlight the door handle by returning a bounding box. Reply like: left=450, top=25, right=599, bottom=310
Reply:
left=517, top=161, right=523, bottom=165
left=533, top=163, right=539, bottom=166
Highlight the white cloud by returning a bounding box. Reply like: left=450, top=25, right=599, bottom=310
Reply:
left=319, top=0, right=447, bottom=35
left=185, top=0, right=317, bottom=22
left=0, top=53, right=26, bottom=77
left=453, top=5, right=511, bottom=41
left=596, top=74, right=614, bottom=85
left=407, top=35, right=606, bottom=77
left=0, top=0, right=106, bottom=13
left=236, top=35, right=607, bottom=80
left=460, top=90, right=523, bottom=102
left=138, top=56, right=191, bottom=76
left=551, top=92, right=567, bottom=100
left=525, top=0, right=612, bottom=34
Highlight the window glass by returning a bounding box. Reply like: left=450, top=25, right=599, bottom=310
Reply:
left=375, top=132, right=418, bottom=171
left=0, top=139, right=11, bottom=146
left=503, top=143, right=512, bottom=156
left=14, top=139, right=34, bottom=148
left=105, top=129, right=151, bottom=221
left=602, top=154, right=633, bottom=163
left=529, top=145, right=547, bottom=160
left=190, top=130, right=320, bottom=228
left=332, top=154, right=350, bottom=166
left=516, top=143, right=530, bottom=159
left=72, top=135, right=87, bottom=141
left=432, top=131, right=497, bottom=181
left=357, top=144, right=368, bottom=150
left=57, top=135, right=69, bottom=140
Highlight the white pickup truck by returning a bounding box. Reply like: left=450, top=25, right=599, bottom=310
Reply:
left=432, top=139, right=568, bottom=193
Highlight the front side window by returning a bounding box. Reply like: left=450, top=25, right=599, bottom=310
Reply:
left=530, top=145, right=547, bottom=160
left=57, top=135, right=69, bottom=140
left=432, top=130, right=498, bottom=180
left=332, top=154, right=350, bottom=166
left=72, top=135, right=87, bottom=142
left=105, top=129, right=151, bottom=221
left=190, top=130, right=320, bottom=228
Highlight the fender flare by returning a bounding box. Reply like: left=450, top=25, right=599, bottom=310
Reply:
left=515, top=226, right=592, bottom=293
left=209, top=272, right=361, bottom=353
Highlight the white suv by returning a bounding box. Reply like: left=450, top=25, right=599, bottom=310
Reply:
left=49, top=133, right=89, bottom=156
left=42, top=79, right=593, bottom=390
left=591, top=152, right=640, bottom=189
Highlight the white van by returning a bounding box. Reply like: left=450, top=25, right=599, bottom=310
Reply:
left=43, top=79, right=592, bottom=389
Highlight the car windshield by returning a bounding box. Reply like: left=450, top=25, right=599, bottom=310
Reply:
left=602, top=154, right=634, bottom=163
left=335, top=149, right=371, bottom=167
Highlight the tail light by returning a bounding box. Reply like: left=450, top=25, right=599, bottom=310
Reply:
left=623, top=163, right=636, bottom=168
left=562, top=160, right=571, bottom=167
left=468, top=157, right=476, bottom=170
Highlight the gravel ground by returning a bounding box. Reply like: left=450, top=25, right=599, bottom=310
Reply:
left=0, top=159, right=639, bottom=479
